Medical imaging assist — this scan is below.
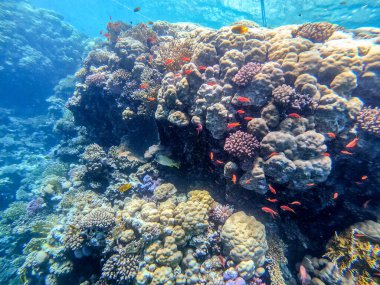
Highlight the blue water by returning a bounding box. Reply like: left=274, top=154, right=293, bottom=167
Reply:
left=1, top=0, right=380, bottom=285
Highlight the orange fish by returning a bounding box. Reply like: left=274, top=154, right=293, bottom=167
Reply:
left=287, top=113, right=302, bottom=118
left=185, top=69, right=192, bottom=75
left=237, top=96, right=250, bottom=103
left=209, top=152, right=214, bottom=161
left=147, top=97, right=156, bottom=102
left=236, top=110, right=245, bottom=114
left=227, top=122, right=241, bottom=128
left=181, top=57, right=191, bottom=61
left=218, top=255, right=226, bottom=268
left=245, top=178, right=253, bottom=184
left=268, top=184, right=277, bottom=195
left=261, top=207, right=279, bottom=218
left=290, top=201, right=302, bottom=206
left=244, top=116, right=254, bottom=121
left=149, top=55, right=154, bottom=65
left=104, top=33, right=111, bottom=38
left=340, top=150, right=353, bottom=155
left=198, top=65, right=207, bottom=71
left=207, top=82, right=217, bottom=86
left=140, top=83, right=149, bottom=89
left=326, top=132, right=336, bottom=139
left=361, top=175, right=368, bottom=181
left=266, top=198, right=278, bottom=203
left=232, top=174, right=237, bottom=184
left=363, top=199, right=371, bottom=208
left=346, top=137, right=359, bottom=148
left=322, top=152, right=330, bottom=157
left=268, top=152, right=279, bottom=158
left=215, top=160, right=224, bottom=165
left=174, top=73, right=181, bottom=78
left=280, top=205, right=296, bottom=214
left=164, top=59, right=174, bottom=65
left=354, top=233, right=366, bottom=238
left=306, top=183, right=316, bottom=187
left=333, top=192, right=338, bottom=199
left=299, top=265, right=308, bottom=285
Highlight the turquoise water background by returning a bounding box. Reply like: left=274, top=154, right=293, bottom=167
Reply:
left=31, top=0, right=380, bottom=36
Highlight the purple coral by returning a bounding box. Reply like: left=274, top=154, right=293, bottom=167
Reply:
left=26, top=197, right=44, bottom=216
left=139, top=174, right=162, bottom=192
left=224, top=131, right=260, bottom=159
left=232, top=62, right=262, bottom=86
left=85, top=72, right=107, bottom=88
left=210, top=203, right=234, bottom=224
left=272, top=84, right=295, bottom=106
left=357, top=106, right=380, bottom=137
left=290, top=93, right=317, bottom=113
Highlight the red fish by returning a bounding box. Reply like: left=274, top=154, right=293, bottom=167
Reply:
left=340, top=150, right=353, bottom=155
left=174, top=73, right=181, bottom=78
left=181, top=57, right=191, bottom=61
left=280, top=205, right=296, bottom=214
left=268, top=184, right=277, bottom=195
left=164, top=59, right=174, bottom=65
left=261, top=207, right=279, bottom=218
left=299, top=265, right=308, bottom=285
left=363, top=199, right=371, bottom=208
left=266, top=198, right=278, bottom=203
left=147, top=97, right=156, bottom=102
left=215, top=160, right=224, bottom=165
left=346, top=137, right=359, bottom=148
left=354, top=232, right=366, bottom=238
left=209, top=152, right=214, bottom=161
left=232, top=174, right=237, bottom=184
left=237, top=96, right=250, bottom=103
left=245, top=178, right=253, bottom=184
left=361, top=175, right=368, bottom=181
left=326, top=132, right=336, bottom=139
left=227, top=122, right=241, bottom=128
left=185, top=69, right=192, bottom=75
left=290, top=201, right=302, bottom=206
left=306, top=183, right=315, bottom=187
left=104, top=33, right=111, bottom=38
left=236, top=110, right=245, bottom=114
left=140, top=83, right=149, bottom=89
left=288, top=113, right=302, bottom=118
left=196, top=123, right=203, bottom=135
left=268, top=152, right=279, bottom=158
left=218, top=255, right=226, bottom=268
left=207, top=82, right=217, bottom=86
left=322, top=152, right=330, bottom=157
left=244, top=116, right=254, bottom=121
left=333, top=192, right=338, bottom=199
left=198, top=65, right=207, bottom=71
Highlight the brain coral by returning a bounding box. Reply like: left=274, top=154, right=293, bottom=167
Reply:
left=221, top=211, right=268, bottom=267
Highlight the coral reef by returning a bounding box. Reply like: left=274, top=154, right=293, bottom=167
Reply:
left=357, top=106, right=380, bottom=137
left=224, top=131, right=260, bottom=160
left=0, top=0, right=86, bottom=108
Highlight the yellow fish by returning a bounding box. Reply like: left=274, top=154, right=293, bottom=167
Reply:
left=118, top=183, right=133, bottom=193
left=231, top=25, right=249, bottom=34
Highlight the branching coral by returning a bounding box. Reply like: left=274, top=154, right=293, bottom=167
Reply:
left=210, top=203, right=234, bottom=224
left=272, top=84, right=295, bottom=107
left=155, top=38, right=194, bottom=71
left=357, top=106, right=380, bottom=137
left=324, top=223, right=380, bottom=285
left=224, top=131, right=260, bottom=159
left=232, top=62, right=262, bottom=86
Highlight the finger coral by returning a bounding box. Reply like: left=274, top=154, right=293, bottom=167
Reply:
left=357, top=106, right=380, bottom=137
left=291, top=22, right=343, bottom=43
left=232, top=62, right=262, bottom=86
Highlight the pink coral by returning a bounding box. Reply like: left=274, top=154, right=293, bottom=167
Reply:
left=232, top=62, right=262, bottom=86
left=224, top=131, right=260, bottom=159
left=210, top=203, right=234, bottom=224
